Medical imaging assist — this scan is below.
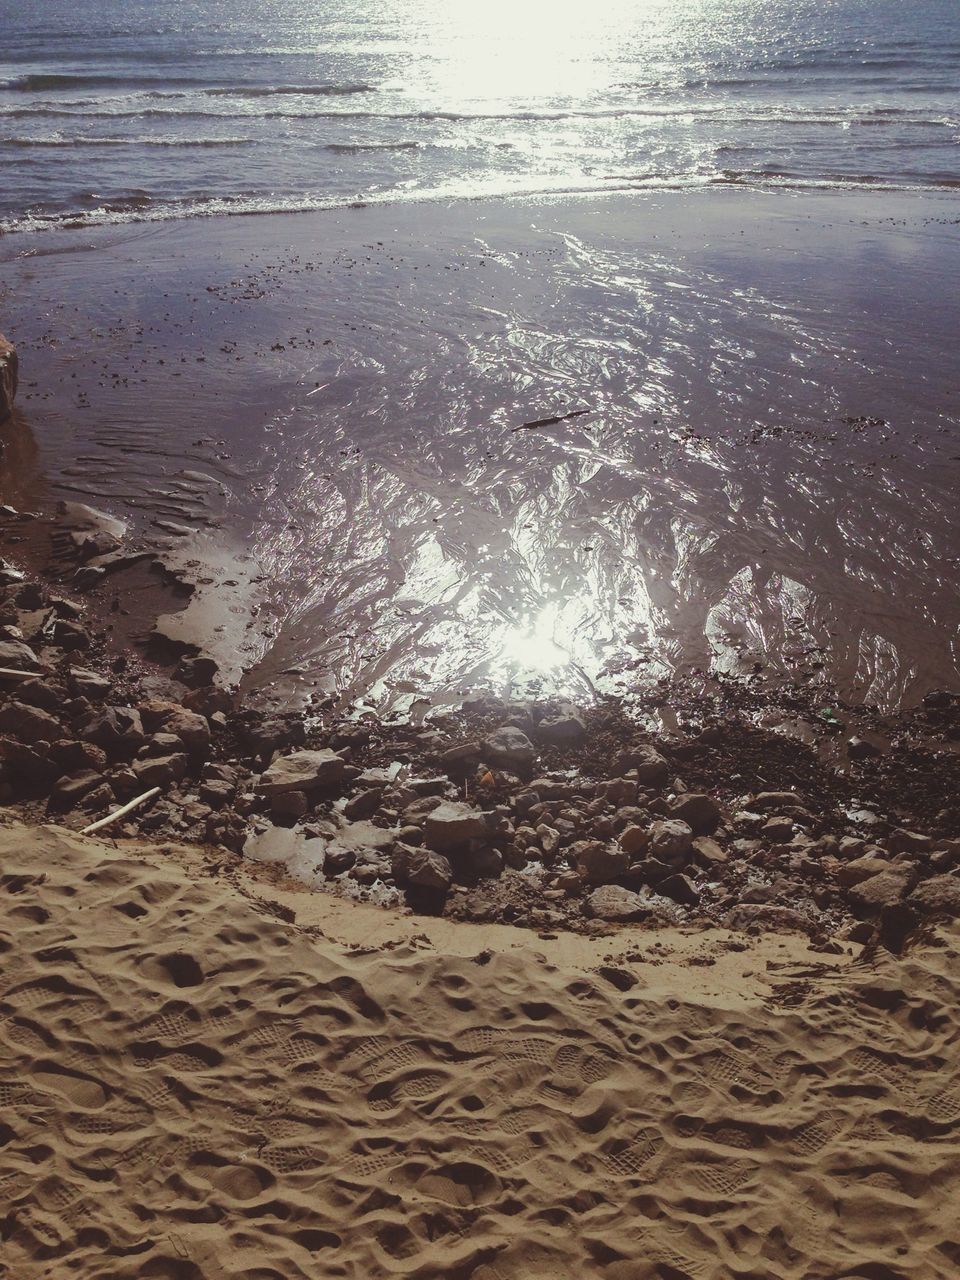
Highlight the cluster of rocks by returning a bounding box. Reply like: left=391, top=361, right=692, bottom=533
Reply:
left=2, top=549, right=960, bottom=948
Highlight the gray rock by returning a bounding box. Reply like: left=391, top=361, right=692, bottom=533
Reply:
left=618, top=744, right=670, bottom=785
left=392, top=844, right=453, bottom=891
left=257, top=748, right=346, bottom=796
left=423, top=801, right=488, bottom=851
left=535, top=711, right=587, bottom=745
left=571, top=840, right=630, bottom=885
left=483, top=725, right=536, bottom=772
left=0, top=639, right=41, bottom=671
left=344, top=787, right=384, bottom=821
left=668, top=793, right=721, bottom=834
left=648, top=818, right=694, bottom=864
left=585, top=885, right=651, bottom=921
left=0, top=700, right=61, bottom=742
left=908, top=875, right=960, bottom=917
left=68, top=667, right=112, bottom=700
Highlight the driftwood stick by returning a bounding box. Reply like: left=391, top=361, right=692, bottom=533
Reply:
left=80, top=787, right=161, bottom=836
left=0, top=667, right=36, bottom=681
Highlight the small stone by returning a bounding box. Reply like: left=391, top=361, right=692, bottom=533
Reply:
left=762, top=815, right=794, bottom=842
left=535, top=710, right=586, bottom=745
left=847, top=868, right=915, bottom=914
left=618, top=744, right=669, bottom=785
left=68, top=668, right=112, bottom=699
left=692, top=836, right=727, bottom=867
left=131, top=753, right=188, bottom=788
left=344, top=787, right=384, bottom=821
left=848, top=736, right=882, bottom=760
left=886, top=829, right=933, bottom=855
left=753, top=791, right=804, bottom=811
left=49, top=770, right=105, bottom=810
left=837, top=855, right=891, bottom=888
left=0, top=700, right=61, bottom=742
left=618, top=824, right=650, bottom=857
left=392, top=844, right=453, bottom=891
left=658, top=873, right=700, bottom=906
left=0, top=639, right=41, bottom=671
left=270, top=789, right=310, bottom=820
left=908, top=875, right=960, bottom=917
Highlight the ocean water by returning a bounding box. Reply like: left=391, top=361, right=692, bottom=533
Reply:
left=1, top=0, right=958, bottom=234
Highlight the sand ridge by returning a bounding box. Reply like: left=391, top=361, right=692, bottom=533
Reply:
left=1, top=820, right=959, bottom=1279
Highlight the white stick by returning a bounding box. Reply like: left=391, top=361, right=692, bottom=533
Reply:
left=80, top=787, right=161, bottom=835
left=0, top=667, right=35, bottom=681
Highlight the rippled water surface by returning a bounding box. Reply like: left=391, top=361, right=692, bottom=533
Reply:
left=1, top=0, right=959, bottom=232
left=2, top=191, right=958, bottom=711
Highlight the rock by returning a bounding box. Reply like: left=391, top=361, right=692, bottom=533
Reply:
left=483, top=726, right=536, bottom=773
left=908, top=875, right=960, bottom=917
left=175, top=655, right=219, bottom=688
left=847, top=868, right=915, bottom=914
left=49, top=770, right=105, bottom=810
left=0, top=736, right=58, bottom=788
left=344, top=787, right=384, bottom=821
left=837, top=855, right=892, bottom=889
left=752, top=791, right=803, bottom=811
left=438, top=740, right=484, bottom=769
left=648, top=818, right=694, bottom=864
left=585, top=884, right=651, bottom=921
left=668, top=793, right=720, bottom=834
left=0, top=333, right=17, bottom=422
left=81, top=706, right=146, bottom=756
left=131, top=753, right=188, bottom=788
left=256, top=749, right=346, bottom=797
left=270, top=789, right=310, bottom=820
left=762, top=815, right=794, bottom=842
left=692, top=836, right=727, bottom=867
left=571, top=840, right=630, bottom=885
left=0, top=700, right=61, bottom=742
left=237, top=712, right=306, bottom=757
left=618, top=824, right=650, bottom=857
left=886, top=829, right=933, bottom=855
left=658, top=873, right=700, bottom=906
left=68, top=667, right=112, bottom=700
left=0, top=638, right=41, bottom=671
left=536, top=823, right=561, bottom=858
left=848, top=736, right=882, bottom=760
left=16, top=678, right=65, bottom=711
left=138, top=701, right=210, bottom=752
left=722, top=904, right=812, bottom=934
left=535, top=710, right=586, bottom=745
left=618, top=744, right=669, bottom=785
left=392, top=844, right=453, bottom=891
left=423, top=801, right=488, bottom=852
left=199, top=779, right=234, bottom=809
left=463, top=846, right=504, bottom=880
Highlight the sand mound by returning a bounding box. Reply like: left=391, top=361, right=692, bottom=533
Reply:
left=1, top=821, right=959, bottom=1279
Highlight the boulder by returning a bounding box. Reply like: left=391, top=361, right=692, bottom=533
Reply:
left=256, top=749, right=346, bottom=797
left=483, top=726, right=536, bottom=773
left=423, top=801, right=488, bottom=852
left=585, top=884, right=651, bottom=922
left=668, top=793, right=720, bottom=834
left=0, top=333, right=17, bottom=422
left=618, top=744, right=669, bottom=785
left=535, top=710, right=586, bottom=745
left=847, top=868, right=915, bottom=914
left=571, top=840, right=630, bottom=885
left=908, top=875, right=960, bottom=918
left=648, top=818, right=694, bottom=864
left=0, top=700, right=61, bottom=743
left=81, top=706, right=146, bottom=756
left=837, top=855, right=892, bottom=889
left=0, top=639, right=41, bottom=672
left=392, top=844, right=453, bottom=891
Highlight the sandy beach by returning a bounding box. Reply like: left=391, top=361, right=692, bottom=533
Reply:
left=3, top=818, right=960, bottom=1279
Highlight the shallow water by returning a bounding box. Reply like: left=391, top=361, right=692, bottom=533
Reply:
left=1, top=0, right=959, bottom=233
left=2, top=190, right=959, bottom=712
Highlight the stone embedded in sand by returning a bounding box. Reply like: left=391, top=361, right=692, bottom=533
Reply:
left=648, top=818, right=694, bottom=864
left=423, top=801, right=488, bottom=852
left=483, top=725, right=536, bottom=772
left=585, top=884, right=652, bottom=921
left=571, top=839, right=630, bottom=885
left=668, top=792, right=721, bottom=834
left=752, top=791, right=804, bottom=811
left=846, top=868, right=915, bottom=914
left=392, top=843, right=453, bottom=891
left=618, top=743, right=670, bottom=785
left=908, top=875, right=960, bottom=917
left=0, top=638, right=41, bottom=671
left=0, top=700, right=61, bottom=742
left=256, top=748, right=346, bottom=797
left=723, top=903, right=812, bottom=934
left=0, top=333, right=18, bottom=422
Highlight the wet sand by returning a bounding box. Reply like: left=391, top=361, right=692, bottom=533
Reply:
left=3, top=819, right=960, bottom=1279
left=2, top=189, right=959, bottom=713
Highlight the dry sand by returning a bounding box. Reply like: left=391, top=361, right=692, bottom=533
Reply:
left=1, top=819, right=959, bottom=1279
